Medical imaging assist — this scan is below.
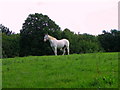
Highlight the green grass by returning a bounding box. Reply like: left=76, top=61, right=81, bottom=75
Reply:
left=2, top=52, right=118, bottom=88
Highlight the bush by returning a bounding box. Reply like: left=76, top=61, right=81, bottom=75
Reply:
left=2, top=33, right=20, bottom=58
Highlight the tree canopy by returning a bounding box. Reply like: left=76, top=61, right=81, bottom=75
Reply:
left=20, top=13, right=62, bottom=56
left=0, top=25, right=19, bottom=58
left=1, top=13, right=120, bottom=58
left=98, top=29, right=120, bottom=52
left=0, top=24, right=14, bottom=35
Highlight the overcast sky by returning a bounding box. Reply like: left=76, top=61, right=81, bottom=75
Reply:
left=0, top=0, right=119, bottom=35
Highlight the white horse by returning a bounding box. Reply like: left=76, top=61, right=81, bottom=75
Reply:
left=44, top=34, right=69, bottom=55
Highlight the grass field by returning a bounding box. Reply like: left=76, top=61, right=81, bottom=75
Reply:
left=2, top=52, right=118, bottom=88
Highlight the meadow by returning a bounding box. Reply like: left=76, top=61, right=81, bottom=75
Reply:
left=2, top=52, right=118, bottom=88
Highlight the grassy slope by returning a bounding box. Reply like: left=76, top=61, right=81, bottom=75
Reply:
left=2, top=52, right=118, bottom=88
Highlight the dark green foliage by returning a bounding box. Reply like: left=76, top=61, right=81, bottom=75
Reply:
left=98, top=29, right=120, bottom=52
left=1, top=13, right=120, bottom=58
left=20, top=13, right=62, bottom=56
left=0, top=24, right=14, bottom=35
left=2, top=33, right=20, bottom=58
left=73, top=33, right=103, bottom=53
left=20, top=13, right=103, bottom=57
left=1, top=24, right=19, bottom=58
left=61, top=29, right=103, bottom=54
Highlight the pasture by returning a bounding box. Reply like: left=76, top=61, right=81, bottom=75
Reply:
left=2, top=52, right=118, bottom=88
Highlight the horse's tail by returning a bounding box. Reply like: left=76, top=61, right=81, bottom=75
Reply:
left=65, top=39, right=69, bottom=47
left=66, top=39, right=70, bottom=55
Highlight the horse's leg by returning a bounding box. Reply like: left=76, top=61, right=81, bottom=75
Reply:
left=52, top=47, right=55, bottom=55
left=51, top=47, right=56, bottom=55
left=67, top=46, right=69, bottom=55
left=54, top=47, right=57, bottom=56
left=62, top=48, right=66, bottom=55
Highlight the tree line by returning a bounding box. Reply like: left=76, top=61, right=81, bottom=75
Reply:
left=1, top=13, right=120, bottom=58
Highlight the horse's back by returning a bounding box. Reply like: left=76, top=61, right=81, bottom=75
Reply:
left=61, top=39, right=69, bottom=46
left=56, top=39, right=69, bottom=48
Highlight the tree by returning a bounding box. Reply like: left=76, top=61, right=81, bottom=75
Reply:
left=2, top=33, right=20, bottom=58
left=76, top=34, right=102, bottom=53
left=20, top=13, right=62, bottom=56
left=61, top=28, right=75, bottom=53
left=0, top=24, right=14, bottom=35
left=98, top=29, right=120, bottom=52
left=0, top=24, right=19, bottom=58
left=61, top=29, right=102, bottom=54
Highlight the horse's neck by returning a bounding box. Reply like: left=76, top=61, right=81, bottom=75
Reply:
left=48, top=35, right=57, bottom=44
left=48, top=35, right=57, bottom=41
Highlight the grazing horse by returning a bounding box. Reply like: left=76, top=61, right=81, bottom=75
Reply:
left=44, top=34, right=69, bottom=55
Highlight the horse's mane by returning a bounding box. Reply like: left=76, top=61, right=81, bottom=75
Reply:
left=48, top=35, right=57, bottom=40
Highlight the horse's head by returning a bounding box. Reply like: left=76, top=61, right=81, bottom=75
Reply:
left=44, top=34, right=49, bottom=42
